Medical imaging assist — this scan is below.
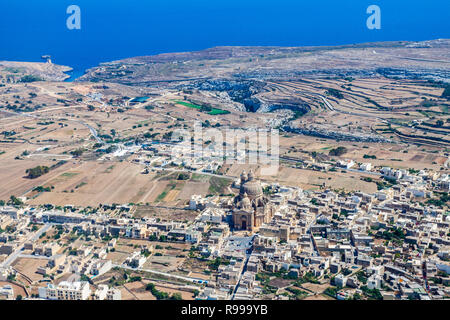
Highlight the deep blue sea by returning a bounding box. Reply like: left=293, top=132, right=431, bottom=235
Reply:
left=0, top=0, right=449, bottom=80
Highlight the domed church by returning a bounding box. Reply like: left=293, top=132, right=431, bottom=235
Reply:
left=232, top=170, right=275, bottom=232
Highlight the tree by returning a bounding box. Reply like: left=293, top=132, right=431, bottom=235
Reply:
left=80, top=274, right=93, bottom=285
left=177, top=173, right=190, bottom=180
left=146, top=283, right=170, bottom=300
left=353, top=292, right=361, bottom=300
left=329, top=147, right=348, bottom=157
left=25, top=165, right=50, bottom=179
left=70, top=149, right=84, bottom=157
left=326, top=88, right=344, bottom=99
left=129, top=276, right=142, bottom=282
left=436, top=119, right=444, bottom=127
left=8, top=195, right=23, bottom=206
left=19, top=75, right=42, bottom=83
left=170, top=293, right=183, bottom=300
left=324, top=286, right=339, bottom=298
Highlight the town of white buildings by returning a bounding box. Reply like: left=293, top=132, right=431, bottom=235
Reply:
left=0, top=145, right=449, bottom=300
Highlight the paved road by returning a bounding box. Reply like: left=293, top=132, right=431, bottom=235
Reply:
left=27, top=154, right=73, bottom=161
left=345, top=167, right=383, bottom=177
left=229, top=236, right=254, bottom=300
left=319, top=96, right=334, bottom=111
left=81, top=122, right=102, bottom=144
left=17, top=254, right=51, bottom=260
left=1, top=224, right=52, bottom=268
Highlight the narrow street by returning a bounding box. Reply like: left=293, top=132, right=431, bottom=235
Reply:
left=1, top=223, right=52, bottom=268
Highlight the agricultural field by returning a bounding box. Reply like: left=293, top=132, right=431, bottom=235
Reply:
left=1, top=41, right=449, bottom=207
left=12, top=258, right=48, bottom=283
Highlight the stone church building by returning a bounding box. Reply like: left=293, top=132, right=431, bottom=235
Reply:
left=232, top=170, right=275, bottom=232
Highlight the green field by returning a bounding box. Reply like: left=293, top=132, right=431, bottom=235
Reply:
left=174, top=100, right=202, bottom=110
left=208, top=177, right=231, bottom=195
left=155, top=182, right=177, bottom=202
left=174, top=100, right=230, bottom=115
left=208, top=108, right=230, bottom=115
left=155, top=190, right=168, bottom=202
left=60, top=172, right=80, bottom=178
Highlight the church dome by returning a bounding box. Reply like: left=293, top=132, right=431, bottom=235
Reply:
left=240, top=179, right=263, bottom=199
left=240, top=193, right=252, bottom=209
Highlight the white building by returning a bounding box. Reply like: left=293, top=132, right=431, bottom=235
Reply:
left=185, top=229, right=202, bottom=244
left=94, top=285, right=121, bottom=300
left=437, top=174, right=450, bottom=191
left=198, top=208, right=224, bottom=224
left=0, top=206, right=21, bottom=219
left=360, top=163, right=372, bottom=171
left=106, top=287, right=122, bottom=300
left=0, top=285, right=14, bottom=300
left=38, top=281, right=91, bottom=300
left=367, top=274, right=382, bottom=290
left=91, top=259, right=112, bottom=276
left=108, top=239, right=117, bottom=248
left=338, top=160, right=355, bottom=169
left=189, top=195, right=205, bottom=210
left=382, top=167, right=403, bottom=180
left=0, top=267, right=11, bottom=281
left=406, top=187, right=426, bottom=198
left=367, top=265, right=384, bottom=276
left=125, top=252, right=147, bottom=268
left=335, top=274, right=347, bottom=287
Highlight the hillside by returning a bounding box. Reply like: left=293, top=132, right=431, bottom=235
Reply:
left=78, top=39, right=450, bottom=85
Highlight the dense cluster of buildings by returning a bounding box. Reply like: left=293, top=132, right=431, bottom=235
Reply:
left=192, top=167, right=449, bottom=300
left=0, top=161, right=449, bottom=300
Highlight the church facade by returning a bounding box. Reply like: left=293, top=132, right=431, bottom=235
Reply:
left=232, top=170, right=275, bottom=232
